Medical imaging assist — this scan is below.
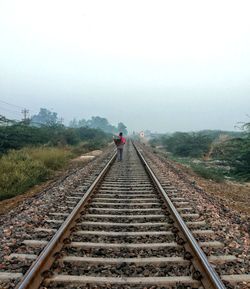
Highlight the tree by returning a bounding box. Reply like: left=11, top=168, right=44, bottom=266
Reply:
left=31, top=108, right=59, bottom=126
left=78, top=119, right=87, bottom=127
left=243, top=121, right=250, bottom=133
left=68, top=118, right=87, bottom=128
left=69, top=118, right=78, bottom=128
left=117, top=122, right=128, bottom=135
left=87, top=116, right=116, bottom=133
left=68, top=116, right=128, bottom=134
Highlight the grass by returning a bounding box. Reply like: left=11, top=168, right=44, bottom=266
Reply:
left=0, top=129, right=111, bottom=201
left=70, top=139, right=109, bottom=156
left=0, top=147, right=72, bottom=201
left=0, top=138, right=110, bottom=201
left=166, top=154, right=226, bottom=182
left=28, top=147, right=72, bottom=170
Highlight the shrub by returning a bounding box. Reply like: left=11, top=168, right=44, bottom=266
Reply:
left=156, top=132, right=213, bottom=158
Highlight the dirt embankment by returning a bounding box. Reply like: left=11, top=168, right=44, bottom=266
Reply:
left=192, top=177, right=250, bottom=216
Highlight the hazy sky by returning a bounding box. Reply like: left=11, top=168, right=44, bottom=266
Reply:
left=0, top=0, right=249, bottom=132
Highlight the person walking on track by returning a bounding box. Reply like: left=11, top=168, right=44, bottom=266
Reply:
left=113, top=132, right=126, bottom=161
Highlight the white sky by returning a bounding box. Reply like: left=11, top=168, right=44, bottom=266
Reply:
left=0, top=0, right=249, bottom=132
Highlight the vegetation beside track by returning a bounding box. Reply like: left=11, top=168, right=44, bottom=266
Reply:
left=0, top=147, right=71, bottom=200
left=0, top=123, right=112, bottom=201
left=0, top=123, right=110, bottom=154
left=149, top=124, right=250, bottom=182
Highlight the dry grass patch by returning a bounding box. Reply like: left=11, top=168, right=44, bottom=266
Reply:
left=0, top=147, right=72, bottom=200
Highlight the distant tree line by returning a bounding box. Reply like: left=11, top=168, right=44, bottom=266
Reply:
left=0, top=124, right=110, bottom=154
left=29, top=108, right=128, bottom=135
left=69, top=116, right=128, bottom=135
left=0, top=108, right=129, bottom=154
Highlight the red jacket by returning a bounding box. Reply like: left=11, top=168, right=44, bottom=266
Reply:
left=114, top=136, right=126, bottom=146
left=119, top=136, right=126, bottom=144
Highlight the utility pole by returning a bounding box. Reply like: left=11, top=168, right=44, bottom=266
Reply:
left=58, top=117, right=64, bottom=124
left=21, top=108, right=29, bottom=121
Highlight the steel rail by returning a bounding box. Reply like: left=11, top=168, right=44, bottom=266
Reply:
left=15, top=151, right=117, bottom=289
left=133, top=141, right=226, bottom=289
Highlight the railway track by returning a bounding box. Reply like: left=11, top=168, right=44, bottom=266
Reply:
left=1, top=140, right=249, bottom=289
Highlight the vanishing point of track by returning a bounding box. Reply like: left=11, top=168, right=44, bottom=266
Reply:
left=11, top=140, right=248, bottom=289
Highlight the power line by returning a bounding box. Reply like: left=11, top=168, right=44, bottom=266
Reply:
left=0, top=99, right=26, bottom=109
left=0, top=99, right=38, bottom=114
left=0, top=106, right=22, bottom=115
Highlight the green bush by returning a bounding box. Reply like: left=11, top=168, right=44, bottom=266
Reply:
left=153, top=132, right=213, bottom=158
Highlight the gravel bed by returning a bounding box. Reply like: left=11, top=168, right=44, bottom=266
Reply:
left=0, top=257, right=33, bottom=273
left=90, top=204, right=161, bottom=209
left=81, top=217, right=168, bottom=223
left=7, top=242, right=43, bottom=256
left=22, top=230, right=56, bottom=241
left=104, top=180, right=151, bottom=183
left=50, top=207, right=73, bottom=213
left=0, top=281, right=20, bottom=289
left=75, top=225, right=170, bottom=232
left=178, top=209, right=196, bottom=213
left=46, top=214, right=67, bottom=220
left=105, top=186, right=156, bottom=189
left=187, top=223, right=211, bottom=230
left=92, top=200, right=162, bottom=204
left=215, top=260, right=250, bottom=274
left=94, top=196, right=157, bottom=199
left=39, top=222, right=63, bottom=230
left=64, top=246, right=185, bottom=258
left=43, top=285, right=197, bottom=289
left=51, top=262, right=191, bottom=277
left=192, top=235, right=216, bottom=243
left=85, top=209, right=165, bottom=216
left=71, top=235, right=176, bottom=243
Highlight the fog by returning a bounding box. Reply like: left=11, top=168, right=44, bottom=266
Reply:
left=0, top=0, right=249, bottom=133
